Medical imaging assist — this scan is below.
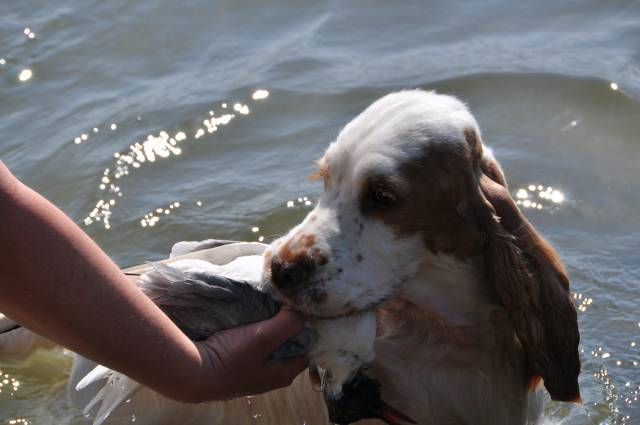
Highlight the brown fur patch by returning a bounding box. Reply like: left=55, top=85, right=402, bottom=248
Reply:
left=527, top=375, right=542, bottom=391
left=301, top=234, right=316, bottom=248
left=279, top=240, right=293, bottom=262
left=367, top=134, right=482, bottom=259
left=278, top=234, right=327, bottom=270
left=309, top=287, right=328, bottom=304
left=308, top=162, right=329, bottom=191
left=311, top=248, right=328, bottom=266
left=481, top=157, right=507, bottom=187
left=466, top=127, right=508, bottom=187
left=262, top=250, right=273, bottom=271
left=477, top=175, right=580, bottom=401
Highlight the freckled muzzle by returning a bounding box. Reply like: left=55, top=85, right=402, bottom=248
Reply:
left=265, top=232, right=330, bottom=308
left=270, top=253, right=315, bottom=291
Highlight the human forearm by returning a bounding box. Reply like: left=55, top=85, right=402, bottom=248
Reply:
left=0, top=161, right=204, bottom=401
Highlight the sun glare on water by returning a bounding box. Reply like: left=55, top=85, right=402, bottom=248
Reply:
left=75, top=90, right=271, bottom=230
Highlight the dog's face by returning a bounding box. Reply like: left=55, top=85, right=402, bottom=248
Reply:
left=262, top=91, right=482, bottom=318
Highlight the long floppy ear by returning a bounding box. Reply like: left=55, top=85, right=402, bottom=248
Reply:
left=471, top=160, right=580, bottom=402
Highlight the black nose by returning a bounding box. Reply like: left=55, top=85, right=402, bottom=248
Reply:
left=270, top=254, right=315, bottom=291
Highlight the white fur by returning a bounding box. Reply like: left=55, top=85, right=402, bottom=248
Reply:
left=309, top=312, right=376, bottom=397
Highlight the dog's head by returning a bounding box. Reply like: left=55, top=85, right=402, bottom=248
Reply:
left=263, top=91, right=484, bottom=316
left=263, top=90, right=580, bottom=401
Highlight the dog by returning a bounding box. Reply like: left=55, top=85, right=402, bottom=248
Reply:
left=261, top=89, right=580, bottom=424
left=0, top=90, right=580, bottom=425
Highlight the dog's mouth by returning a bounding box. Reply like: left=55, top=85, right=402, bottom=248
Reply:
left=263, top=277, right=390, bottom=320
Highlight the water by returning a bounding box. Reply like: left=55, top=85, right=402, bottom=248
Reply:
left=1, top=0, right=640, bottom=423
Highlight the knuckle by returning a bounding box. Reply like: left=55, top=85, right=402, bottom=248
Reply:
left=253, top=326, right=271, bottom=349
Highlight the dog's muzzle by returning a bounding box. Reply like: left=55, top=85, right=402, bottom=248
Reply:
left=270, top=253, right=316, bottom=292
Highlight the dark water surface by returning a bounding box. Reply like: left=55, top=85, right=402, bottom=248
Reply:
left=1, top=1, right=640, bottom=424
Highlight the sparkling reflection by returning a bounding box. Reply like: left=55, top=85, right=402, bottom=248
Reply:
left=514, top=184, right=564, bottom=210
left=23, top=27, right=36, bottom=39
left=0, top=368, right=21, bottom=397
left=248, top=225, right=266, bottom=242
left=79, top=89, right=270, bottom=229
left=140, top=202, right=181, bottom=228
left=243, top=193, right=313, bottom=244
left=252, top=89, right=269, bottom=100
left=17, top=69, right=32, bottom=82
left=580, top=289, right=640, bottom=424
left=286, top=196, right=313, bottom=208
left=233, top=103, right=250, bottom=115
left=573, top=292, right=593, bottom=313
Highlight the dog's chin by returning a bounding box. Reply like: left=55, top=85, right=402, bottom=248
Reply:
left=296, top=303, right=362, bottom=320
left=263, top=281, right=375, bottom=319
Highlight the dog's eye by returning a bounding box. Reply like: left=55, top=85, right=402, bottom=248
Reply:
left=370, top=188, right=397, bottom=206
left=361, top=181, right=400, bottom=215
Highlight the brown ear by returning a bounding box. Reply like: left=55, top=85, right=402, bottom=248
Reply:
left=472, top=171, right=581, bottom=402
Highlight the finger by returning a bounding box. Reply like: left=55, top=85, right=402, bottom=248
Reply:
left=250, top=308, right=306, bottom=354
left=262, top=355, right=309, bottom=389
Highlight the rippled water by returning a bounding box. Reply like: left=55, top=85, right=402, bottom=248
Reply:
left=2, top=1, right=640, bottom=424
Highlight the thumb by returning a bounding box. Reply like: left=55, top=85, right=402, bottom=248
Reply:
left=250, top=307, right=306, bottom=355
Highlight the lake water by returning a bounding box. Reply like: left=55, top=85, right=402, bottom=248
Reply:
left=1, top=1, right=640, bottom=424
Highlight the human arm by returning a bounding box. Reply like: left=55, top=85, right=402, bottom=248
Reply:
left=0, top=161, right=306, bottom=402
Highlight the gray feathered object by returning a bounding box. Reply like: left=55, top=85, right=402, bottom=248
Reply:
left=141, top=262, right=316, bottom=358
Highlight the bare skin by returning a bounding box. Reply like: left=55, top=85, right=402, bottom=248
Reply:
left=0, top=161, right=307, bottom=403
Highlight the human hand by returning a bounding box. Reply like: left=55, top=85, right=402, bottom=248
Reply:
left=189, top=307, right=308, bottom=402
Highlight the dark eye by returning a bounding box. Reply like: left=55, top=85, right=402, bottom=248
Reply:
left=370, top=188, right=397, bottom=206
